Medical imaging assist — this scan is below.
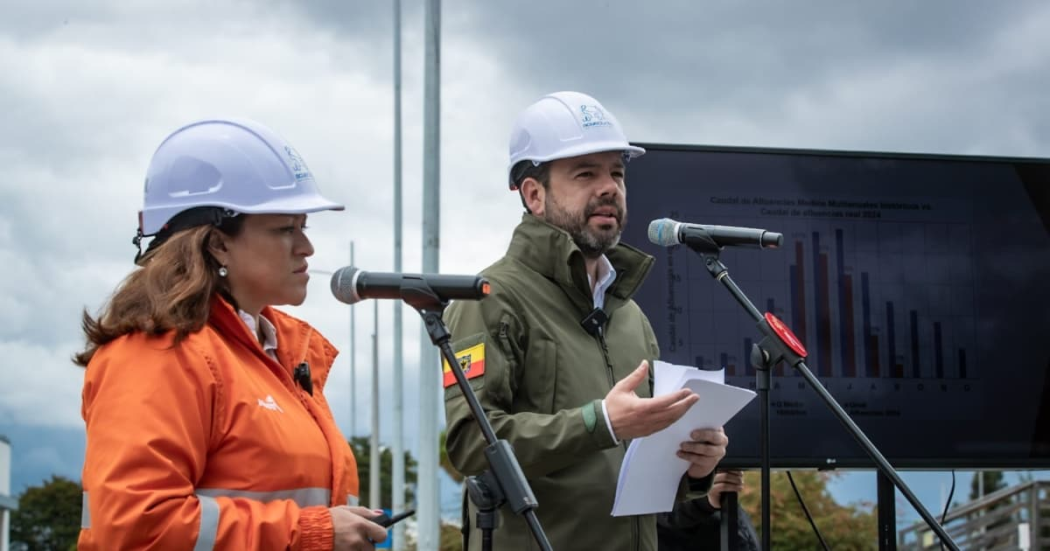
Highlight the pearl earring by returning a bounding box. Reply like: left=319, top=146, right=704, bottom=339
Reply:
left=218, top=266, right=228, bottom=277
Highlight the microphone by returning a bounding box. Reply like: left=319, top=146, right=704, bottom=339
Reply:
left=580, top=308, right=609, bottom=337
left=330, top=266, right=490, bottom=305
left=648, top=218, right=783, bottom=249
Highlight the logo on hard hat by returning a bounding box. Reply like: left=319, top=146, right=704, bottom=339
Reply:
left=284, top=146, right=312, bottom=182
left=579, top=105, right=611, bottom=128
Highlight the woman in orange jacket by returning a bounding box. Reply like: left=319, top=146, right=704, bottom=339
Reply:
left=75, top=119, right=386, bottom=550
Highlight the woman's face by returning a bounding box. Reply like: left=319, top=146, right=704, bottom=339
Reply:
left=211, top=213, right=313, bottom=315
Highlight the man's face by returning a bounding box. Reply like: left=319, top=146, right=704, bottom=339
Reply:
left=538, top=151, right=628, bottom=258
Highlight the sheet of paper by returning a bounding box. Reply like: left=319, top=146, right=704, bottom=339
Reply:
left=653, top=360, right=723, bottom=395
left=611, top=364, right=755, bottom=517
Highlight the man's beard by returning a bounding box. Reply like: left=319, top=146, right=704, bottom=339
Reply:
left=544, top=195, right=627, bottom=258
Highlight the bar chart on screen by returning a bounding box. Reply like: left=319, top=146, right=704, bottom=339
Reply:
left=627, top=145, right=1050, bottom=467
left=660, top=195, right=982, bottom=422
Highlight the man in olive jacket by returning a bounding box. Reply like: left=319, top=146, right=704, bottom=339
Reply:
left=444, top=91, right=730, bottom=550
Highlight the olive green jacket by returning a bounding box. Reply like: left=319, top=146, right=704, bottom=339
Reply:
left=444, top=214, right=673, bottom=551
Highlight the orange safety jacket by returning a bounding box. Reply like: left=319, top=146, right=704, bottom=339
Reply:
left=79, top=295, right=358, bottom=550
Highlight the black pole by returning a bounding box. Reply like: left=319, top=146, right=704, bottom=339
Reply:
left=685, top=240, right=959, bottom=551
left=720, top=492, right=740, bottom=550
left=878, top=471, right=898, bottom=551
left=752, top=346, right=772, bottom=551
left=401, top=281, right=553, bottom=551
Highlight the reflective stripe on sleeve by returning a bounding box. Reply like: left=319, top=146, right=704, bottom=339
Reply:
left=347, top=493, right=359, bottom=506
left=195, top=487, right=332, bottom=507
left=81, top=491, right=90, bottom=528
left=78, top=487, right=325, bottom=538
left=193, top=495, right=220, bottom=551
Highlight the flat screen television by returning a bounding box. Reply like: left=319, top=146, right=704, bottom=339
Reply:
left=623, top=144, right=1050, bottom=469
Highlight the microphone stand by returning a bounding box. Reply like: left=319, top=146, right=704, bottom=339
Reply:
left=680, top=233, right=959, bottom=551
left=399, top=278, right=553, bottom=551
left=720, top=492, right=740, bottom=550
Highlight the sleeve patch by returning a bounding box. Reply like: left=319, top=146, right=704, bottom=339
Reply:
left=442, top=343, right=486, bottom=389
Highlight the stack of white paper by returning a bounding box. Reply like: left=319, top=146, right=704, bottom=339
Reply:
left=611, top=360, right=756, bottom=516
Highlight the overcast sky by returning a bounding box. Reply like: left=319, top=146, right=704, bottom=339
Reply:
left=1, top=0, right=1048, bottom=526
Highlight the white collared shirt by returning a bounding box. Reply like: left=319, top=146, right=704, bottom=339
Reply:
left=238, top=309, right=279, bottom=361
left=588, top=254, right=617, bottom=310
left=588, top=255, right=622, bottom=444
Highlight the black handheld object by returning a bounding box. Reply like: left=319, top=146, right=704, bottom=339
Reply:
left=330, top=266, right=490, bottom=305
left=648, top=217, right=783, bottom=249
left=372, top=509, right=415, bottom=528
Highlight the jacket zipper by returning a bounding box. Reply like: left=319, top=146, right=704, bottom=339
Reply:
left=596, top=328, right=614, bottom=389
left=595, top=327, right=640, bottom=551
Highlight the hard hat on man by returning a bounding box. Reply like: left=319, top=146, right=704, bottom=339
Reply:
left=507, top=91, right=645, bottom=190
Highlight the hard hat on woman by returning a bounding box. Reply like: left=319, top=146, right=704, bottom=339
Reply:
left=134, top=118, right=343, bottom=262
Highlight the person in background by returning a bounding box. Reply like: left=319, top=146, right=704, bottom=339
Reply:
left=658, top=470, right=761, bottom=550
left=76, top=119, right=386, bottom=550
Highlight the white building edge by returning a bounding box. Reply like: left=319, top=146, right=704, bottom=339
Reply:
left=0, top=435, right=14, bottom=551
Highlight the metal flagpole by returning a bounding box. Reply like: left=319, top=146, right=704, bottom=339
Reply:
left=391, top=0, right=406, bottom=547
left=418, top=0, right=442, bottom=546
left=350, top=240, right=356, bottom=437
left=370, top=300, right=381, bottom=509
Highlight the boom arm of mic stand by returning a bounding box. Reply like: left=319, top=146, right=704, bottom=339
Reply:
left=683, top=237, right=959, bottom=551
left=401, top=282, right=553, bottom=551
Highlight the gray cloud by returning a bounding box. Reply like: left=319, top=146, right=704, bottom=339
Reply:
left=445, top=0, right=1050, bottom=155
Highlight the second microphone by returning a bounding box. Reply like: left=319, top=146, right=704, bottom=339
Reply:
left=330, top=266, right=491, bottom=305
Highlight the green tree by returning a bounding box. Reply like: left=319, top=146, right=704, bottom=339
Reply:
left=438, top=522, right=464, bottom=551
left=435, top=429, right=466, bottom=550
left=10, top=475, right=82, bottom=551
left=969, top=470, right=1007, bottom=500
left=739, top=471, right=877, bottom=550
left=348, top=436, right=418, bottom=509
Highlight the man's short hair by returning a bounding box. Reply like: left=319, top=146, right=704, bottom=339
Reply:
left=511, top=160, right=551, bottom=213
left=511, top=160, right=550, bottom=190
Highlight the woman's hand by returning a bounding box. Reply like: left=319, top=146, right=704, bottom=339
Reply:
left=330, top=506, right=387, bottom=550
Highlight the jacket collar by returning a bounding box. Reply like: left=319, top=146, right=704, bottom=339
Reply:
left=208, top=294, right=338, bottom=380
left=505, top=214, right=654, bottom=307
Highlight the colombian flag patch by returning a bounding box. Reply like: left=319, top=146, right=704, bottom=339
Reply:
left=443, top=343, right=485, bottom=388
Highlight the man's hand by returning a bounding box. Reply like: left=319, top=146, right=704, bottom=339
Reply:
left=605, top=361, right=699, bottom=441
left=706, top=469, right=745, bottom=509
left=678, top=427, right=728, bottom=479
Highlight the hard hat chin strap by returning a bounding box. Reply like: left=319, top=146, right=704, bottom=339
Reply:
left=133, top=207, right=238, bottom=265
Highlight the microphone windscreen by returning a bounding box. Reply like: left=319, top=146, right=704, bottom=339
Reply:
left=330, top=266, right=362, bottom=305
left=647, top=218, right=680, bottom=247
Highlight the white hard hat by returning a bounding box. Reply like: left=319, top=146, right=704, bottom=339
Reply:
left=507, top=91, right=645, bottom=189
left=139, top=118, right=344, bottom=236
